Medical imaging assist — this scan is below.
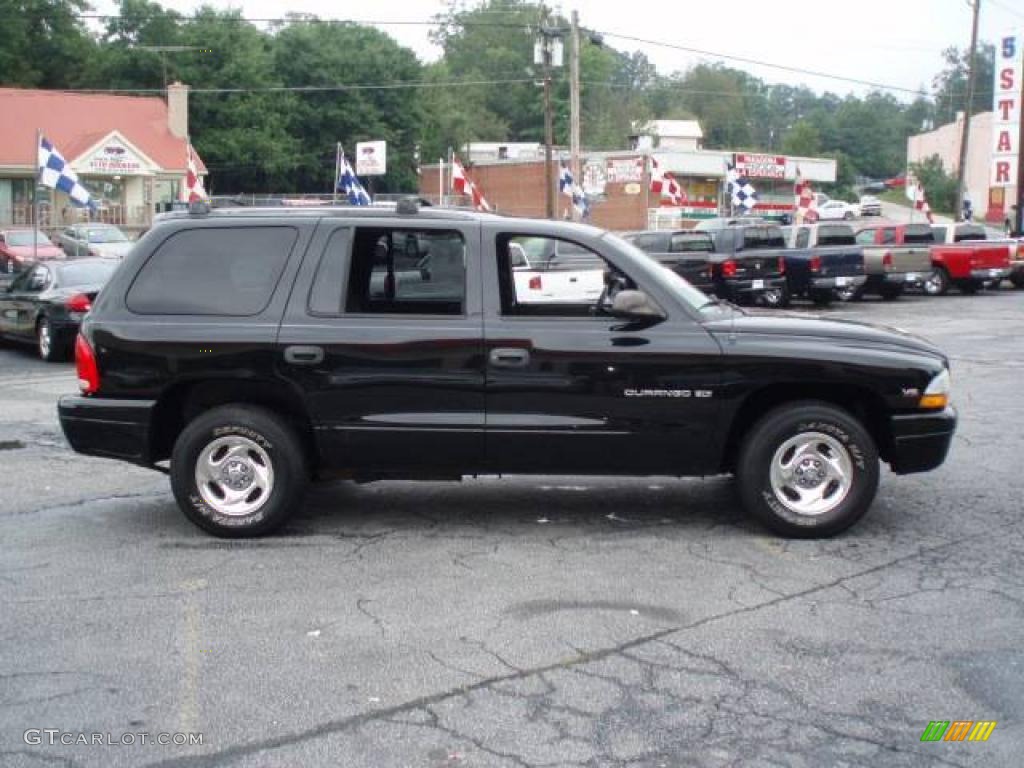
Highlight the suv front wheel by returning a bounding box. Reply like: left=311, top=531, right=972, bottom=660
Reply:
left=171, top=405, right=308, bottom=537
left=736, top=402, right=879, bottom=537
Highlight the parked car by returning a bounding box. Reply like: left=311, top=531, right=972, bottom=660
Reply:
left=0, top=258, right=118, bottom=361
left=861, top=181, right=887, bottom=195
left=884, top=175, right=906, bottom=189
left=509, top=236, right=607, bottom=304
left=858, top=195, right=882, bottom=216
left=58, top=202, right=956, bottom=539
left=694, top=219, right=789, bottom=307
left=622, top=230, right=714, bottom=292
left=816, top=200, right=861, bottom=221
left=780, top=224, right=866, bottom=305
left=57, top=224, right=134, bottom=259
left=926, top=224, right=1012, bottom=295
left=0, top=228, right=65, bottom=274
left=853, top=223, right=935, bottom=300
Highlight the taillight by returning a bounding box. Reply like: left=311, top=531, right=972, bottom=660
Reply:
left=721, top=259, right=737, bottom=278
left=778, top=256, right=786, bottom=274
left=528, top=275, right=542, bottom=290
left=882, top=251, right=893, bottom=270
left=809, top=255, right=821, bottom=273
left=75, top=333, right=100, bottom=395
left=65, top=293, right=92, bottom=313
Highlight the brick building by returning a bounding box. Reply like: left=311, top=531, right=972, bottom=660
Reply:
left=420, top=147, right=836, bottom=231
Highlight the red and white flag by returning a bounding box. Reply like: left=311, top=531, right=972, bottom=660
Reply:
left=793, top=168, right=817, bottom=224
left=907, top=179, right=934, bottom=224
left=452, top=156, right=491, bottom=211
left=650, top=158, right=686, bottom=206
left=182, top=143, right=207, bottom=203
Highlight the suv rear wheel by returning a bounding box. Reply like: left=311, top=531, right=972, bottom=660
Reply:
left=170, top=405, right=308, bottom=537
left=736, top=401, right=879, bottom=537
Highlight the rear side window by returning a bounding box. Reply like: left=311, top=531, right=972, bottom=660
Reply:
left=903, top=224, right=934, bottom=244
left=855, top=229, right=876, bottom=245
left=345, top=228, right=465, bottom=315
left=816, top=225, right=855, bottom=246
left=127, top=227, right=296, bottom=316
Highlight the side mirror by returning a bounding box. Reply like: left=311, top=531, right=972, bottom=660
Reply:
left=610, top=289, right=665, bottom=320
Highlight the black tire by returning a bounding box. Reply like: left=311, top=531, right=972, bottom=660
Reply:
left=835, top=284, right=862, bottom=302
left=1010, top=272, right=1024, bottom=289
left=36, top=317, right=66, bottom=362
left=878, top=284, right=903, bottom=301
left=170, top=405, right=308, bottom=537
left=922, top=267, right=949, bottom=296
left=735, top=401, right=880, bottom=538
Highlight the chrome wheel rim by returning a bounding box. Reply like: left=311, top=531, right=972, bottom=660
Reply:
left=38, top=321, right=51, bottom=359
left=769, top=431, right=853, bottom=517
left=194, top=435, right=274, bottom=517
left=923, top=271, right=943, bottom=295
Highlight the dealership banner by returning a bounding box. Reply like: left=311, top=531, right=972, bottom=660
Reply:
left=991, top=31, right=1022, bottom=187
left=734, top=153, right=786, bottom=179
left=355, top=141, right=387, bottom=176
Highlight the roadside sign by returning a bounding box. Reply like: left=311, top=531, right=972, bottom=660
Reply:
left=356, top=141, right=387, bottom=176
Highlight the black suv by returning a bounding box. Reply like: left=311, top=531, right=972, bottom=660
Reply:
left=59, top=203, right=956, bottom=538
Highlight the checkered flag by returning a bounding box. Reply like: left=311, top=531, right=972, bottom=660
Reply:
left=37, top=136, right=94, bottom=208
left=727, top=163, right=757, bottom=212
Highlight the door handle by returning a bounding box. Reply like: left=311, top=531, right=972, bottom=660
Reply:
left=283, top=345, right=324, bottom=365
left=489, top=347, right=530, bottom=368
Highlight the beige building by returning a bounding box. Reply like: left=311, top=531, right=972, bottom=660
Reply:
left=907, top=111, right=1017, bottom=223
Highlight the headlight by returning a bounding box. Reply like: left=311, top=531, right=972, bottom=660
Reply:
left=920, top=368, right=950, bottom=409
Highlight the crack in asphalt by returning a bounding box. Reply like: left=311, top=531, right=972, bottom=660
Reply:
left=140, top=525, right=1009, bottom=768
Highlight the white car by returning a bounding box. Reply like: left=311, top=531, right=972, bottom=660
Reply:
left=859, top=195, right=882, bottom=216
left=816, top=200, right=861, bottom=221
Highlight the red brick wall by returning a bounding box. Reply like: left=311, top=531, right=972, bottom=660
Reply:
left=419, top=161, right=649, bottom=231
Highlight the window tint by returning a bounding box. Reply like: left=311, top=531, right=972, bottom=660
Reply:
left=308, top=229, right=350, bottom=315
left=58, top=261, right=118, bottom=287
left=855, top=229, right=875, bottom=245
left=954, top=225, right=986, bottom=242
left=903, top=224, right=934, bottom=244
left=497, top=234, right=618, bottom=317
left=816, top=225, right=855, bottom=246
left=345, top=228, right=465, bottom=315
left=669, top=233, right=713, bottom=253
left=127, top=227, right=295, bottom=316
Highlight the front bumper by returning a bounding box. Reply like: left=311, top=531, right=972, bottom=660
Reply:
left=58, top=395, right=156, bottom=465
left=888, top=406, right=957, bottom=475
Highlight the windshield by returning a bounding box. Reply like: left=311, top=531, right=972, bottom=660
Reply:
left=59, top=260, right=119, bottom=287
left=87, top=227, right=129, bottom=244
left=602, top=232, right=710, bottom=313
left=5, top=230, right=53, bottom=247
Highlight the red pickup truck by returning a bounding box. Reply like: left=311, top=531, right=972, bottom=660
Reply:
left=925, top=224, right=1012, bottom=295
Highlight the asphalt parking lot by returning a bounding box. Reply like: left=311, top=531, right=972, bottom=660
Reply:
left=1, top=289, right=1022, bottom=767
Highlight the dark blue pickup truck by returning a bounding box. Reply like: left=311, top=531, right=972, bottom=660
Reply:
left=781, top=224, right=867, bottom=305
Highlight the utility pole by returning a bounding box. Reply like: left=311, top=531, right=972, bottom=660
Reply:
left=535, top=16, right=563, bottom=220
left=955, top=0, right=981, bottom=220
left=570, top=10, right=581, bottom=221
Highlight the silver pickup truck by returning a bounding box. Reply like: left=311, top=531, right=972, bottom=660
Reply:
left=852, top=223, right=934, bottom=300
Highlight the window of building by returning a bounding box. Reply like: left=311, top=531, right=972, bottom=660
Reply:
left=345, top=228, right=465, bottom=315
left=496, top=234, right=623, bottom=317
left=127, top=227, right=296, bottom=315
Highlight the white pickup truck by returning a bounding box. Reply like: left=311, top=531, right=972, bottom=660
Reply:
left=510, top=238, right=607, bottom=304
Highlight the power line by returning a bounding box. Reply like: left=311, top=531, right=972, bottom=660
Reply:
left=595, top=31, right=928, bottom=95
left=50, top=78, right=537, bottom=95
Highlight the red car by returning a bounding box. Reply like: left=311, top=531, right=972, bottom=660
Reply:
left=925, top=224, right=1012, bottom=295
left=0, top=228, right=65, bottom=274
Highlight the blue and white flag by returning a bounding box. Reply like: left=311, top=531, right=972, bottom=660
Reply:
left=727, top=163, right=757, bottom=212
left=559, top=161, right=588, bottom=217
left=37, top=136, right=94, bottom=208
left=336, top=145, right=371, bottom=206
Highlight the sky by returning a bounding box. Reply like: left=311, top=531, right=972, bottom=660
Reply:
left=92, top=0, right=1024, bottom=99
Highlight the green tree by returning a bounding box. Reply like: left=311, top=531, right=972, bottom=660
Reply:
left=932, top=44, right=995, bottom=126
left=781, top=120, right=822, bottom=157
left=0, top=0, right=98, bottom=87
left=909, top=154, right=957, bottom=215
